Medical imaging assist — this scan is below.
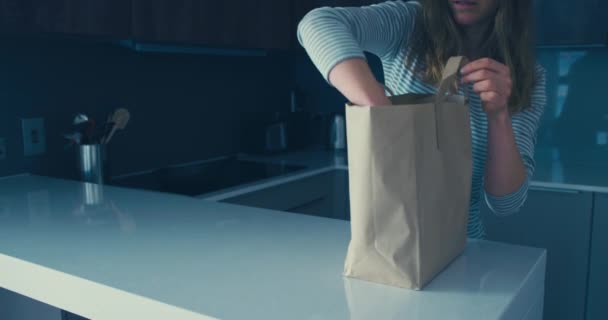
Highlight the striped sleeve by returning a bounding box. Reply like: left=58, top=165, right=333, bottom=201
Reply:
left=296, top=0, right=419, bottom=82
left=485, top=64, right=547, bottom=215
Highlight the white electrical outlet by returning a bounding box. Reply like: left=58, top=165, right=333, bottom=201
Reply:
left=0, top=138, right=6, bottom=160
left=21, top=118, right=46, bottom=156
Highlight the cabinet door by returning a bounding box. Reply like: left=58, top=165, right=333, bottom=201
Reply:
left=222, top=173, right=330, bottom=212
left=0, top=0, right=130, bottom=37
left=132, top=0, right=291, bottom=49
left=222, top=170, right=350, bottom=220
left=481, top=186, right=593, bottom=320
left=535, top=0, right=607, bottom=46
left=0, top=0, right=35, bottom=33
left=42, top=0, right=131, bottom=38
left=287, top=170, right=350, bottom=220
left=0, top=288, right=62, bottom=320
left=293, top=0, right=386, bottom=30
left=586, top=193, right=608, bottom=320
left=292, top=0, right=387, bottom=49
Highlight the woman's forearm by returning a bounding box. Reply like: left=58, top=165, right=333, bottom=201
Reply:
left=329, top=58, right=391, bottom=107
left=484, top=111, right=527, bottom=196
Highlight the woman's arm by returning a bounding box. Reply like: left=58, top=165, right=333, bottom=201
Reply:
left=297, top=1, right=419, bottom=105
left=328, top=58, right=391, bottom=106
left=463, top=60, right=546, bottom=215
left=484, top=111, right=527, bottom=196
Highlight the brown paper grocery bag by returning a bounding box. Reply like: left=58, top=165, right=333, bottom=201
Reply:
left=343, top=56, right=472, bottom=290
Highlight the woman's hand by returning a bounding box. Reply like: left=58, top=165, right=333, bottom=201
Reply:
left=461, top=58, right=512, bottom=120
left=329, top=58, right=392, bottom=107
left=365, top=92, right=392, bottom=107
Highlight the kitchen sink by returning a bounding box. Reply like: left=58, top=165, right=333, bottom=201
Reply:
left=109, top=156, right=307, bottom=197
left=221, top=169, right=350, bottom=220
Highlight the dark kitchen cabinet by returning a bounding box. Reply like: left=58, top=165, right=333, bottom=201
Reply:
left=586, top=193, right=608, bottom=320
left=0, top=288, right=62, bottom=320
left=42, top=0, right=131, bottom=38
left=222, top=171, right=331, bottom=213
left=535, top=0, right=608, bottom=46
left=0, top=0, right=34, bottom=33
left=293, top=0, right=387, bottom=48
left=132, top=0, right=292, bottom=49
left=0, top=0, right=395, bottom=50
left=0, top=0, right=130, bottom=38
left=481, top=186, right=594, bottom=320
left=294, top=0, right=385, bottom=19
left=61, top=311, right=87, bottom=320
left=222, top=169, right=350, bottom=221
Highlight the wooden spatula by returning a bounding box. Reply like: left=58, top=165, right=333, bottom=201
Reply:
left=102, top=108, right=130, bottom=144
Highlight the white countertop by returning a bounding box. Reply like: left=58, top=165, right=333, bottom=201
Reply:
left=0, top=175, right=546, bottom=320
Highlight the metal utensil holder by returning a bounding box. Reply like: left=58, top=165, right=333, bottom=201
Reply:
left=78, top=144, right=105, bottom=205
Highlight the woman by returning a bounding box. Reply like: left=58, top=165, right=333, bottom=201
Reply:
left=297, top=0, right=546, bottom=239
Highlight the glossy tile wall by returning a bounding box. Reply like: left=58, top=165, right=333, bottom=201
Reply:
left=294, top=52, right=384, bottom=114
left=534, top=47, right=608, bottom=186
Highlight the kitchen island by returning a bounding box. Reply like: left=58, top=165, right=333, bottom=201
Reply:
left=0, top=175, right=545, bottom=320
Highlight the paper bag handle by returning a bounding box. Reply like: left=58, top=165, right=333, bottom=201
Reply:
left=435, top=56, right=468, bottom=105
left=433, top=56, right=468, bottom=149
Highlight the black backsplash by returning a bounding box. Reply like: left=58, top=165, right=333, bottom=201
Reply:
left=0, top=36, right=294, bottom=178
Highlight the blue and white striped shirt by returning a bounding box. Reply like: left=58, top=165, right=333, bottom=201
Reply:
left=297, top=0, right=546, bottom=239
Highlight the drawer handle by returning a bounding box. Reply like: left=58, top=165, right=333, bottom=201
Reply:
left=529, top=186, right=581, bottom=194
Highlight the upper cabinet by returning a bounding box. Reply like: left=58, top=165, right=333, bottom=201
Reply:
left=43, top=0, right=131, bottom=38
left=294, top=0, right=384, bottom=22
left=535, top=0, right=608, bottom=46
left=2, top=1, right=606, bottom=49
left=0, top=0, right=33, bottom=33
left=131, top=0, right=292, bottom=49
left=0, top=0, right=383, bottom=50
left=0, top=0, right=131, bottom=38
left=292, top=0, right=385, bottom=49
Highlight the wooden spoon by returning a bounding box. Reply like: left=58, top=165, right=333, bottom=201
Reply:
left=102, top=108, right=130, bottom=144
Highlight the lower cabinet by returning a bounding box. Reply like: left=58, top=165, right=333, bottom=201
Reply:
left=586, top=192, right=608, bottom=320
left=61, top=311, right=88, bottom=320
left=481, top=186, right=594, bottom=320
left=0, top=288, right=62, bottom=320
left=287, top=170, right=350, bottom=220
left=222, top=169, right=350, bottom=220
left=0, top=289, right=90, bottom=320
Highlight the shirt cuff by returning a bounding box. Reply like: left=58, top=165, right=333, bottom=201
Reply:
left=484, top=178, right=530, bottom=215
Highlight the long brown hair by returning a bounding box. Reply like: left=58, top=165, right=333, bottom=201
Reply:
left=407, top=0, right=536, bottom=113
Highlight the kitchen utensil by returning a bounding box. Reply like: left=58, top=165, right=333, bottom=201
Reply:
left=98, top=121, right=114, bottom=143
left=84, top=118, right=96, bottom=144
left=73, top=113, right=90, bottom=143
left=102, top=109, right=130, bottom=144
left=95, top=114, right=114, bottom=145
left=93, top=113, right=112, bottom=144
left=73, top=114, right=89, bottom=125
left=63, top=132, right=83, bottom=149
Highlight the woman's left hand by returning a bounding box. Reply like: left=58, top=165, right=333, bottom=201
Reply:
left=461, top=58, right=512, bottom=119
